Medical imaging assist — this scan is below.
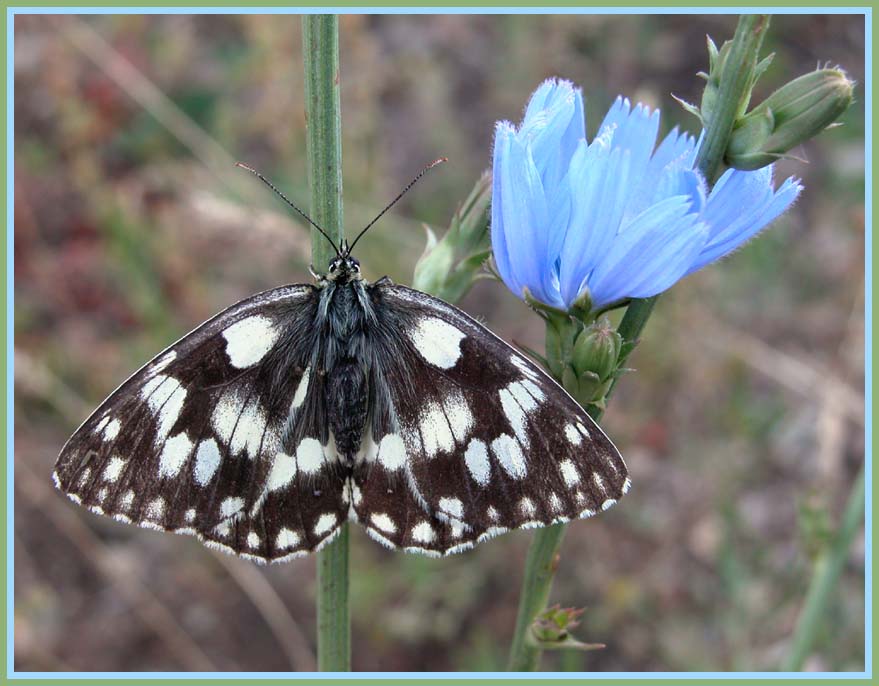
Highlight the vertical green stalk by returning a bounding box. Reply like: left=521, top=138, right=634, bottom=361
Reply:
left=783, top=465, right=865, bottom=671
left=507, top=524, right=567, bottom=671
left=506, top=14, right=770, bottom=672
left=302, top=14, right=350, bottom=672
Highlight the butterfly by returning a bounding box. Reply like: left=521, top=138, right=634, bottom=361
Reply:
left=53, top=160, right=630, bottom=563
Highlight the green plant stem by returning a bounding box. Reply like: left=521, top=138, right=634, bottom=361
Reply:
left=302, top=14, right=349, bottom=672
left=507, top=524, right=567, bottom=670
left=506, top=14, right=770, bottom=672
left=303, top=14, right=344, bottom=270
left=783, top=464, right=865, bottom=671
left=697, top=14, right=771, bottom=185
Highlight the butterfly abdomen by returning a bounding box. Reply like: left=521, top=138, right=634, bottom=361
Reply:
left=326, top=358, right=368, bottom=461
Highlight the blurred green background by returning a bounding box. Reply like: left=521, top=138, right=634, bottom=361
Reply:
left=13, top=14, right=865, bottom=672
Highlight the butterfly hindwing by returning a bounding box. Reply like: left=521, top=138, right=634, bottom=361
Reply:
left=53, top=284, right=347, bottom=562
left=351, top=283, right=629, bottom=555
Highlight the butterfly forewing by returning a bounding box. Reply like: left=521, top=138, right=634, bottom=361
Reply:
left=351, top=284, right=629, bottom=555
left=53, top=284, right=347, bottom=562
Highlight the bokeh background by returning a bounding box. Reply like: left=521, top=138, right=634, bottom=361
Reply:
left=13, top=14, right=865, bottom=672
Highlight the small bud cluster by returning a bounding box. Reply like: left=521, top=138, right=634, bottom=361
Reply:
left=413, top=172, right=491, bottom=302
left=679, top=36, right=854, bottom=172
left=529, top=604, right=605, bottom=652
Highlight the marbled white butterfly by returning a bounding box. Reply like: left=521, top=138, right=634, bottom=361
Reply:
left=53, top=161, right=630, bottom=563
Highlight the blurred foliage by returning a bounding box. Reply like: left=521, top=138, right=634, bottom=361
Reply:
left=13, top=14, right=865, bottom=672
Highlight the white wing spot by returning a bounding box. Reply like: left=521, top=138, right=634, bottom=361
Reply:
left=267, top=452, right=297, bottom=491
left=103, top=456, right=126, bottom=483
left=508, top=379, right=540, bottom=412
left=291, top=366, right=311, bottom=410
left=560, top=459, right=580, bottom=486
left=438, top=496, right=464, bottom=520
left=276, top=528, right=300, bottom=549
left=142, top=375, right=187, bottom=442
left=212, top=394, right=272, bottom=459
left=96, top=487, right=108, bottom=503
left=152, top=350, right=177, bottom=374
left=511, top=354, right=540, bottom=380
left=184, top=508, right=196, bottom=523
left=314, top=513, right=338, bottom=536
left=407, top=316, right=466, bottom=369
left=221, top=496, right=245, bottom=519
left=576, top=422, right=591, bottom=439
left=411, top=521, right=435, bottom=544
left=120, top=490, right=134, bottom=510
left=370, top=513, right=397, bottom=534
left=592, top=471, right=607, bottom=495
left=222, top=315, right=280, bottom=368
left=193, top=439, right=222, bottom=486
left=519, top=497, right=536, bottom=516
left=77, top=468, right=91, bottom=487
left=464, top=439, right=490, bottom=486
left=247, top=532, right=261, bottom=549
left=296, top=438, right=325, bottom=474
left=486, top=506, right=499, bottom=522
left=549, top=493, right=562, bottom=512
left=94, top=416, right=110, bottom=434
left=158, top=432, right=193, bottom=479
left=352, top=484, right=363, bottom=506
left=102, top=418, right=121, bottom=442
left=146, top=497, right=165, bottom=521
left=419, top=403, right=455, bottom=457
left=564, top=424, right=582, bottom=446
left=450, top=520, right=465, bottom=539
left=377, top=433, right=406, bottom=470
left=444, top=392, right=473, bottom=443
left=499, top=384, right=533, bottom=446
left=491, top=434, right=527, bottom=479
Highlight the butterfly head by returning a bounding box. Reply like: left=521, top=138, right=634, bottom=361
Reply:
left=327, top=245, right=362, bottom=283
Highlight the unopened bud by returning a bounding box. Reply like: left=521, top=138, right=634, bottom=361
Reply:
left=727, top=68, right=855, bottom=170
left=531, top=605, right=584, bottom=643
left=560, top=318, right=622, bottom=407
left=572, top=318, right=622, bottom=383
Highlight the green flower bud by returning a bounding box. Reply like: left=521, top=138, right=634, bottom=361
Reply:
left=727, top=68, right=855, bottom=170
left=413, top=224, right=455, bottom=297
left=531, top=605, right=584, bottom=643
left=567, top=286, right=593, bottom=322
left=412, top=173, right=490, bottom=301
left=528, top=605, right=605, bottom=652
left=571, top=317, right=622, bottom=384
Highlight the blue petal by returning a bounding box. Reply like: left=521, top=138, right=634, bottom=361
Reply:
left=493, top=125, right=563, bottom=307
left=520, top=79, right=584, bottom=196
left=586, top=197, right=708, bottom=308
left=648, top=126, right=698, bottom=176
left=596, top=96, right=661, bottom=177
left=688, top=166, right=803, bottom=273
left=490, top=122, right=523, bottom=300
left=558, top=140, right=633, bottom=307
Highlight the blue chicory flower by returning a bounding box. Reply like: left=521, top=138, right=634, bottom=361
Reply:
left=491, top=79, right=803, bottom=312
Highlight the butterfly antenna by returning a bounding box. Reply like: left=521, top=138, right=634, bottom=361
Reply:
left=346, top=157, right=447, bottom=254
left=235, top=162, right=341, bottom=255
